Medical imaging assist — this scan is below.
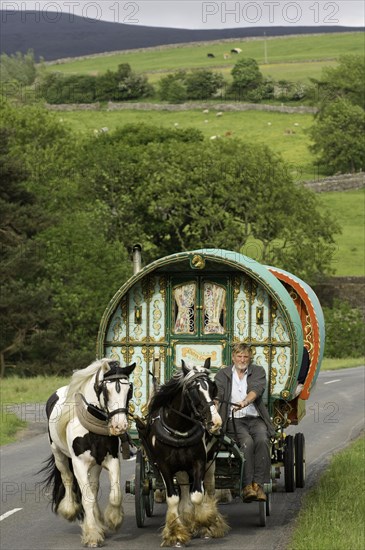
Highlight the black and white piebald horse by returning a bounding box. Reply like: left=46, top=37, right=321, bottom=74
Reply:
left=140, top=358, right=229, bottom=547
left=40, top=358, right=136, bottom=547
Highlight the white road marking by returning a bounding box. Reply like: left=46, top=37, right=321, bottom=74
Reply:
left=0, top=508, right=22, bottom=521
left=324, top=379, right=341, bottom=384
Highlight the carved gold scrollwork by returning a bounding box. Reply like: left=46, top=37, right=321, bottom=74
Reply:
left=270, top=367, right=277, bottom=394
left=237, top=299, right=246, bottom=337
left=142, top=277, right=153, bottom=302
left=251, top=280, right=258, bottom=303
left=152, top=299, right=162, bottom=337
left=112, top=317, right=123, bottom=342
left=271, top=301, right=278, bottom=321
left=159, top=276, right=166, bottom=300
left=233, top=277, right=241, bottom=302
left=110, top=347, right=120, bottom=360
left=134, top=355, right=143, bottom=405
left=277, top=348, right=288, bottom=384
left=304, top=313, right=313, bottom=353
left=119, top=346, right=128, bottom=363
left=121, top=296, right=127, bottom=323
left=273, top=400, right=293, bottom=428
left=274, top=319, right=286, bottom=342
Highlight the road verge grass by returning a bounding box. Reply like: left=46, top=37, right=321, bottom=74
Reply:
left=0, top=375, right=68, bottom=445
left=289, top=434, right=365, bottom=550
left=321, top=357, right=364, bottom=371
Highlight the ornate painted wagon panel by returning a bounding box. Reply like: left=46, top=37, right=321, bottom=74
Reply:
left=97, top=249, right=306, bottom=431
left=268, top=266, right=325, bottom=400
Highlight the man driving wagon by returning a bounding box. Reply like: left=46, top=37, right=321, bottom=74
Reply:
left=215, top=343, right=276, bottom=502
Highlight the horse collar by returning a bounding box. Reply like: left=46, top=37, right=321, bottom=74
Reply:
left=154, top=408, right=204, bottom=448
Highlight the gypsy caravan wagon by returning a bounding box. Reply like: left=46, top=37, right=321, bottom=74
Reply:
left=96, top=247, right=325, bottom=527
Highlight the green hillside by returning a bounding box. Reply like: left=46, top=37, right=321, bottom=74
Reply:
left=47, top=32, right=363, bottom=83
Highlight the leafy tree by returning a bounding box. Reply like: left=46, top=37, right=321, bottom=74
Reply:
left=311, top=55, right=365, bottom=108
left=276, top=80, right=307, bottom=102
left=158, top=71, right=187, bottom=103
left=36, top=206, right=131, bottom=365
left=0, top=50, right=37, bottom=86
left=309, top=99, right=365, bottom=174
left=77, top=125, right=340, bottom=282
left=0, top=126, right=56, bottom=377
left=135, top=139, right=339, bottom=281
left=38, top=63, right=153, bottom=104
left=113, top=63, right=153, bottom=100
left=185, top=70, right=224, bottom=100
left=229, top=58, right=264, bottom=100
left=38, top=73, right=97, bottom=103
left=95, top=70, right=120, bottom=101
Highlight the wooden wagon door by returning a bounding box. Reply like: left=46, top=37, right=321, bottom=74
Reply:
left=166, top=276, right=231, bottom=375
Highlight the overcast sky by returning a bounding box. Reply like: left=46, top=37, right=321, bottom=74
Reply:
left=2, top=1, right=364, bottom=28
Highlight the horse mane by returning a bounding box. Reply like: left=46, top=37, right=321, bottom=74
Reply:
left=149, top=371, right=184, bottom=414
left=66, top=359, right=106, bottom=400
left=57, top=358, right=111, bottom=442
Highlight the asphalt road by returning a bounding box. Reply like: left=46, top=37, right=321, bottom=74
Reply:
left=1, top=366, right=364, bottom=550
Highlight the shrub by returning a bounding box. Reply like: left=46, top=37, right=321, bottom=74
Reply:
left=323, top=299, right=365, bottom=358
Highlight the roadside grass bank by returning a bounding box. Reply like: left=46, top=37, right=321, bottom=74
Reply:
left=321, top=357, right=364, bottom=371
left=317, top=189, right=365, bottom=277
left=0, top=360, right=363, bottom=445
left=0, top=375, right=68, bottom=445
left=288, top=434, right=365, bottom=550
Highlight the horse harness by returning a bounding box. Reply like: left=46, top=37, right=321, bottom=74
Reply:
left=75, top=362, right=134, bottom=434
left=148, top=369, right=216, bottom=448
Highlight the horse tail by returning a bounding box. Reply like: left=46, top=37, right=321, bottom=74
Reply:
left=38, top=454, right=84, bottom=520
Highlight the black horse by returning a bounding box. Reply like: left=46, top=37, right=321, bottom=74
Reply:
left=139, top=358, right=229, bottom=547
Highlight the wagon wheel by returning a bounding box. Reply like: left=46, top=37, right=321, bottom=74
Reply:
left=258, top=489, right=271, bottom=526
left=284, top=435, right=296, bottom=492
left=144, top=472, right=154, bottom=518
left=295, top=433, right=306, bottom=488
left=135, top=449, right=147, bottom=527
left=265, top=492, right=271, bottom=516
left=258, top=501, right=267, bottom=526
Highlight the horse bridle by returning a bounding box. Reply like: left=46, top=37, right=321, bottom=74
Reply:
left=94, top=366, right=133, bottom=419
left=181, top=370, right=217, bottom=426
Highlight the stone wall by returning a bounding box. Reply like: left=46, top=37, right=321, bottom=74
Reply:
left=105, top=101, right=318, bottom=114
left=45, top=101, right=317, bottom=114
left=303, top=173, right=365, bottom=192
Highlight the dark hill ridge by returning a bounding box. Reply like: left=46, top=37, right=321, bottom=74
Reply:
left=0, top=10, right=363, bottom=61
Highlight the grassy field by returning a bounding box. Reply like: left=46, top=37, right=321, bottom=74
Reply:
left=47, top=32, right=363, bottom=79
left=59, top=108, right=316, bottom=178
left=289, top=434, right=365, bottom=550
left=318, top=189, right=365, bottom=277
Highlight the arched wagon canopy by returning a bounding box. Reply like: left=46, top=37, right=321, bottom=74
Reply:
left=267, top=266, right=325, bottom=400
left=97, top=249, right=304, bottom=422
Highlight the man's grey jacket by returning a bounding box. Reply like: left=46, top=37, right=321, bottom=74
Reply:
left=215, top=363, right=276, bottom=438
